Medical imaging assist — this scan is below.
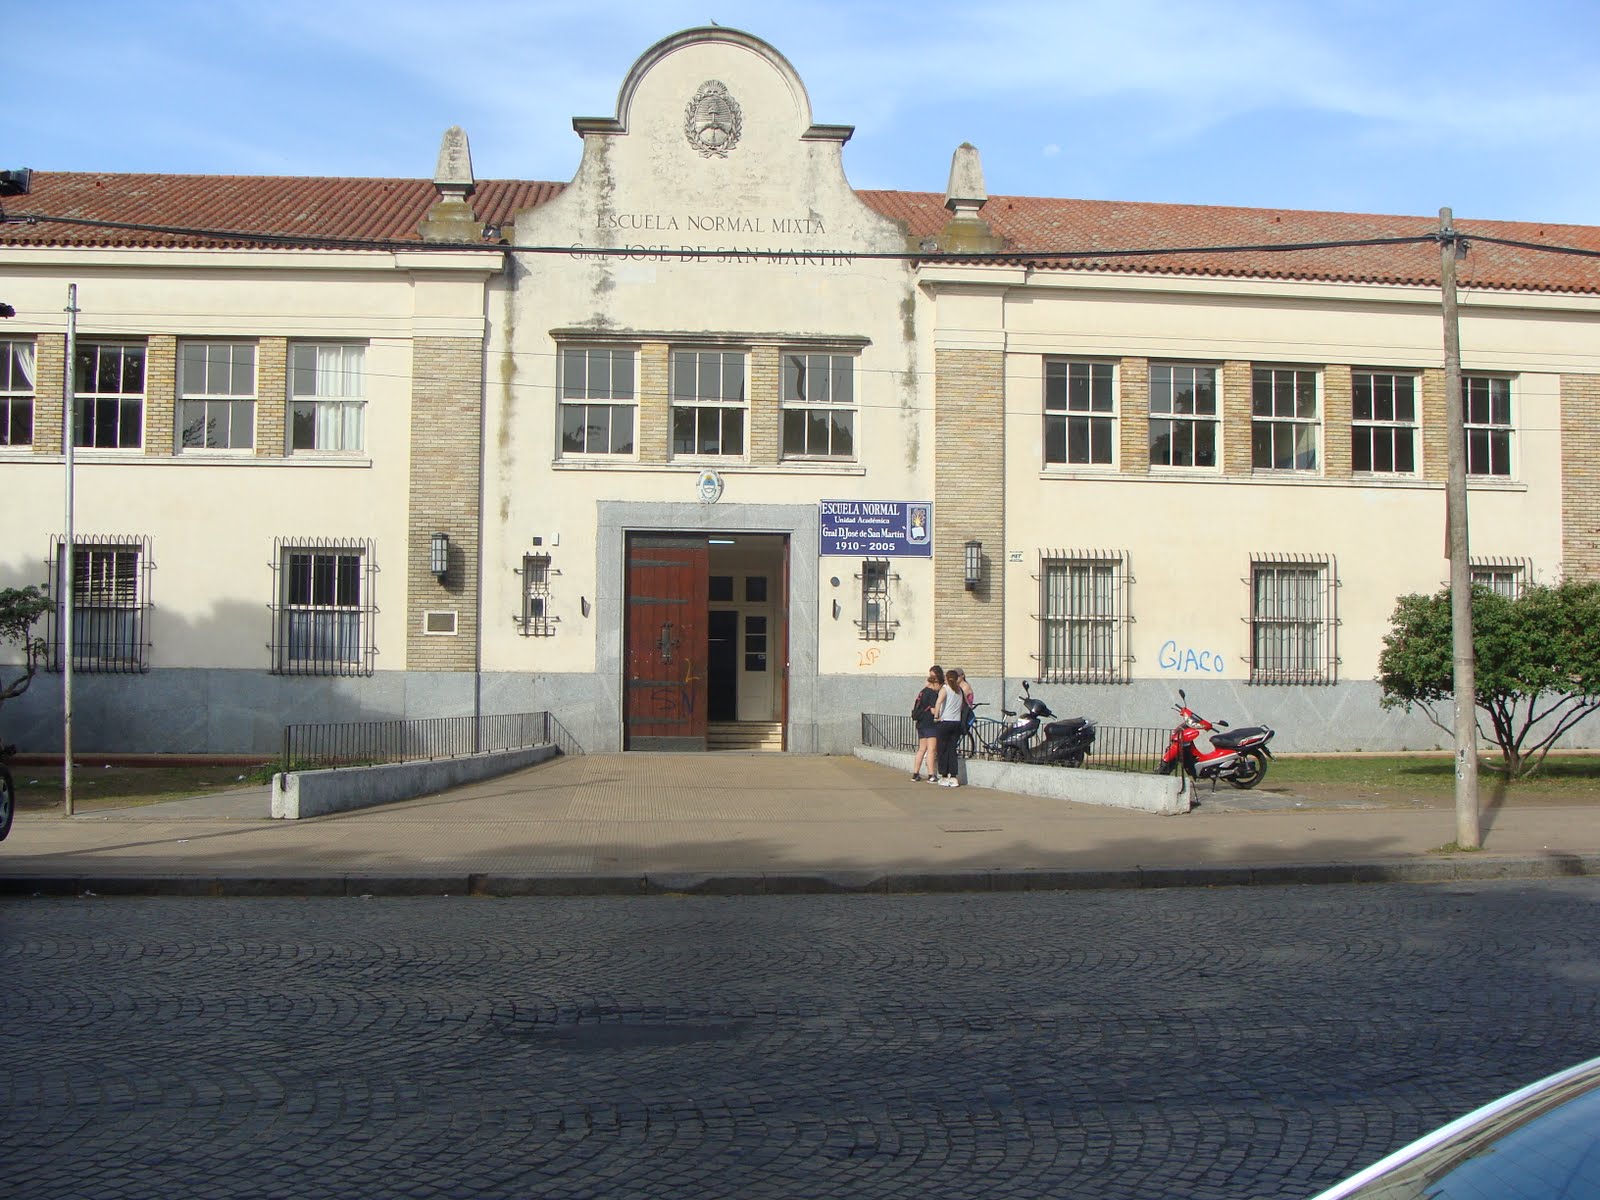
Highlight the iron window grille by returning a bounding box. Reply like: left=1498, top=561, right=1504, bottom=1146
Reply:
left=1467, top=556, right=1533, bottom=599
left=1035, top=550, right=1131, bottom=683
left=1247, top=553, right=1339, bottom=684
left=46, top=534, right=153, bottom=673
left=1463, top=376, right=1513, bottom=478
left=1352, top=371, right=1418, bottom=474
left=269, top=537, right=377, bottom=676
left=178, top=341, right=256, bottom=451
left=1251, top=367, right=1319, bottom=471
left=73, top=341, right=146, bottom=449
left=856, top=559, right=897, bottom=640
left=517, top=553, right=558, bottom=636
left=560, top=346, right=637, bottom=456
left=670, top=349, right=747, bottom=457
left=780, top=351, right=856, bottom=459
left=0, top=338, right=35, bottom=447
left=1044, top=360, right=1115, bottom=466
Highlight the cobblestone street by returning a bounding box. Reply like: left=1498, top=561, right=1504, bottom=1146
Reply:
left=4, top=880, right=1599, bottom=1199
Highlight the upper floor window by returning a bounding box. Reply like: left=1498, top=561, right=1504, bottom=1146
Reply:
left=1463, top=376, right=1512, bottom=477
left=560, top=346, right=636, bottom=456
left=179, top=341, right=256, bottom=451
left=1352, top=371, right=1417, bottom=474
left=1044, top=360, right=1115, bottom=466
left=0, top=339, right=34, bottom=447
left=1249, top=555, right=1337, bottom=684
left=671, top=349, right=745, bottom=458
left=1148, top=363, right=1217, bottom=468
left=290, top=343, right=364, bottom=453
left=74, top=342, right=145, bottom=448
left=1039, top=552, right=1129, bottom=683
left=1252, top=367, right=1319, bottom=471
left=46, top=535, right=151, bottom=673
left=270, top=538, right=375, bottom=675
left=781, top=352, right=855, bottom=459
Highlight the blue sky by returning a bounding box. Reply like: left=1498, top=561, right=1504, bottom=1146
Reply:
left=9, top=0, right=1600, bottom=225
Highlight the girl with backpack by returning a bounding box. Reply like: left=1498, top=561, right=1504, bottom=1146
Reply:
left=910, top=665, right=944, bottom=781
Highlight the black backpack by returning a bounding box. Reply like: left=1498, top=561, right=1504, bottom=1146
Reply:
left=911, top=688, right=933, bottom=721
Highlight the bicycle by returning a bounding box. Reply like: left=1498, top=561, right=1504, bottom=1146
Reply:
left=958, top=702, right=1002, bottom=759
left=0, top=742, right=15, bottom=842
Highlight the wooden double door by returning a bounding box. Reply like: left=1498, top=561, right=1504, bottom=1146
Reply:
left=624, top=532, right=787, bottom=751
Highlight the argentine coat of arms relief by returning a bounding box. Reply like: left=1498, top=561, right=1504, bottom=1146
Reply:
left=684, top=80, right=743, bottom=158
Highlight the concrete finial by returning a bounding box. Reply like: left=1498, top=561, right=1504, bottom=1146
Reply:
left=945, top=142, right=987, bottom=216
left=434, top=126, right=475, bottom=191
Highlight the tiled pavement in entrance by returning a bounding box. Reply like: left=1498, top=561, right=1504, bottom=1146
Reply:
left=1, top=753, right=1598, bottom=896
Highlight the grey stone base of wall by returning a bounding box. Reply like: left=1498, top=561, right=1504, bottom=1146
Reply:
left=7, top=666, right=1598, bottom=757
left=272, top=745, right=559, bottom=820
left=854, top=747, right=1188, bottom=815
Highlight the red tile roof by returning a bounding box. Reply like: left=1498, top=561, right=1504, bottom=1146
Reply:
left=4, top=172, right=1598, bottom=295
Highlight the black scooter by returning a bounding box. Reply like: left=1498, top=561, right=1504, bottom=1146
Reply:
left=984, top=682, right=1096, bottom=767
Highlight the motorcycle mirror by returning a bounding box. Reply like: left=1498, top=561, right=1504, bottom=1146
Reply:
left=1218, top=719, right=1230, bottom=728
left=1022, top=681, right=1031, bottom=694
left=1178, top=689, right=1187, bottom=701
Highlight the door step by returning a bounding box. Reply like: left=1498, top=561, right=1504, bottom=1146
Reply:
left=706, top=721, right=785, bottom=752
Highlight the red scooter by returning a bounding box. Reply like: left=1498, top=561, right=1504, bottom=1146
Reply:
left=1155, top=690, right=1275, bottom=789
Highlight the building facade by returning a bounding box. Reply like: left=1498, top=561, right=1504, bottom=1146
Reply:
left=3, top=27, right=1599, bottom=756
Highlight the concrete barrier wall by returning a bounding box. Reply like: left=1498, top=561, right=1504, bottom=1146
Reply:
left=272, top=746, right=559, bottom=820
left=854, top=747, right=1189, bottom=815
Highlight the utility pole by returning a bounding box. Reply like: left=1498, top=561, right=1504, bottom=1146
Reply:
left=1439, top=208, right=1480, bottom=849
left=63, top=285, right=78, bottom=818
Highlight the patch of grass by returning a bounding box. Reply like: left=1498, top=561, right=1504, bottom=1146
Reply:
left=1269, top=753, right=1600, bottom=804
left=15, top=762, right=277, bottom=813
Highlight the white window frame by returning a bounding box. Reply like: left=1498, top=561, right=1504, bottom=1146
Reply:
left=0, top=338, right=35, bottom=448
left=1463, top=375, right=1513, bottom=478
left=290, top=343, right=365, bottom=453
left=1251, top=367, right=1320, bottom=472
left=781, top=351, right=855, bottom=460
left=1469, top=557, right=1532, bottom=599
left=1351, top=371, right=1419, bottom=475
left=1044, top=360, right=1116, bottom=467
left=1248, top=556, right=1337, bottom=685
left=1148, top=363, right=1219, bottom=468
left=559, top=346, right=637, bottom=457
left=1039, top=552, right=1128, bottom=683
left=671, top=349, right=747, bottom=459
left=73, top=341, right=146, bottom=449
left=178, top=341, right=256, bottom=452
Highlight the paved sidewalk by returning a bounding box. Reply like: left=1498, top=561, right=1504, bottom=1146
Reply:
left=1, top=753, right=1597, bottom=896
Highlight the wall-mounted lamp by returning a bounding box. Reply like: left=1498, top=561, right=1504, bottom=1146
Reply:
left=430, top=532, right=450, bottom=580
left=964, top=540, right=983, bottom=591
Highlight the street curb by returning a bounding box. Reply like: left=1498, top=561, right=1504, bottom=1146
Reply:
left=0, top=853, right=1593, bottom=898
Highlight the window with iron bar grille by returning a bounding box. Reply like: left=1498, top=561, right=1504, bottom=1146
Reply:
left=857, top=559, right=896, bottom=640
left=1038, top=553, right=1129, bottom=683
left=520, top=553, right=556, bottom=636
left=1248, top=556, right=1338, bottom=684
left=45, top=535, right=152, bottom=673
left=269, top=538, right=377, bottom=676
left=1468, top=557, right=1532, bottom=599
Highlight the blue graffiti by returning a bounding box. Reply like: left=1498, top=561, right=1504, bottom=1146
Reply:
left=1158, top=640, right=1226, bottom=674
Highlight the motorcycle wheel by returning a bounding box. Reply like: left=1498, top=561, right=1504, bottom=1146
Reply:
left=1228, top=749, right=1269, bottom=790
left=0, top=766, right=13, bottom=842
left=1154, top=760, right=1175, bottom=776
left=1002, top=746, right=1026, bottom=764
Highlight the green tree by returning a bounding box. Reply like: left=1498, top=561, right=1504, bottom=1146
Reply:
left=0, top=586, right=51, bottom=725
left=1378, top=579, right=1600, bottom=777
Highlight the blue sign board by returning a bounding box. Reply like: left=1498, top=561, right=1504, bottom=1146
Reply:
left=819, top=500, right=933, bottom=557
